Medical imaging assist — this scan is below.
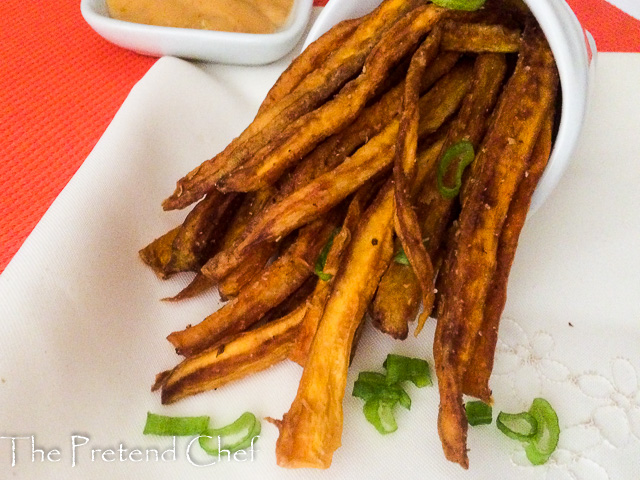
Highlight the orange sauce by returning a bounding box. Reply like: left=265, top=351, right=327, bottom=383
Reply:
left=106, top=0, right=294, bottom=34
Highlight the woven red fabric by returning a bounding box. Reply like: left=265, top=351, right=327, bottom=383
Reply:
left=0, top=1, right=156, bottom=273
left=566, top=0, right=640, bottom=52
left=0, top=0, right=638, bottom=274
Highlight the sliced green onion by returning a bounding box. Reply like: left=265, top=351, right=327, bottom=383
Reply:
left=383, top=354, right=432, bottom=387
left=143, top=412, right=209, bottom=436
left=465, top=401, right=493, bottom=426
left=393, top=247, right=410, bottom=266
left=436, top=140, right=475, bottom=199
left=524, top=398, right=559, bottom=465
left=496, top=411, right=538, bottom=440
left=363, top=398, right=398, bottom=434
left=314, top=229, right=339, bottom=281
left=198, top=412, right=261, bottom=456
left=353, top=372, right=411, bottom=410
left=431, top=0, right=487, bottom=11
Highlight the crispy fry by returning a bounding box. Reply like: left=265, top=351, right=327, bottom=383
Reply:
left=217, top=188, right=277, bottom=299
left=442, top=22, right=521, bottom=53
left=162, top=273, right=215, bottom=302
left=216, top=5, right=446, bottom=193
left=155, top=305, right=307, bottom=404
left=371, top=137, right=446, bottom=338
left=288, top=186, right=373, bottom=366
left=393, top=35, right=439, bottom=338
left=168, top=214, right=340, bottom=357
left=201, top=54, right=463, bottom=283
left=275, top=181, right=395, bottom=469
left=462, top=110, right=553, bottom=402
left=434, top=21, right=558, bottom=468
left=166, top=191, right=238, bottom=273
left=258, top=18, right=363, bottom=115
left=376, top=52, right=507, bottom=338
left=139, top=227, right=180, bottom=279
left=235, top=62, right=473, bottom=253
left=162, top=0, right=423, bottom=210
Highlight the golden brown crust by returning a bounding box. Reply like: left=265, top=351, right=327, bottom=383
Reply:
left=258, top=17, right=363, bottom=115
left=442, top=21, right=521, bottom=53
left=215, top=5, right=446, bottom=193
left=162, top=0, right=424, bottom=210
left=462, top=110, right=554, bottom=401
left=275, top=182, right=395, bottom=469
left=166, top=191, right=238, bottom=272
left=139, top=226, right=180, bottom=279
left=162, top=273, right=215, bottom=302
left=433, top=20, right=558, bottom=468
left=167, top=215, right=340, bottom=357
left=156, top=306, right=307, bottom=404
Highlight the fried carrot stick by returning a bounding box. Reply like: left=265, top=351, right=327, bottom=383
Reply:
left=462, top=110, right=554, bottom=402
left=162, top=273, right=215, bottom=302
left=217, top=5, right=446, bottom=193
left=163, top=0, right=423, bottom=211
left=375, top=52, right=507, bottom=340
left=216, top=188, right=277, bottom=299
left=258, top=18, right=363, bottom=115
left=392, top=34, right=440, bottom=338
left=274, top=181, right=395, bottom=469
left=442, top=22, right=521, bottom=53
left=433, top=21, right=558, bottom=468
left=165, top=191, right=239, bottom=273
left=371, top=137, right=445, bottom=338
left=155, top=305, right=307, bottom=404
left=201, top=54, right=463, bottom=283
left=139, top=227, right=180, bottom=279
left=232, top=63, right=473, bottom=254
left=167, top=214, right=340, bottom=357
left=288, top=185, right=373, bottom=366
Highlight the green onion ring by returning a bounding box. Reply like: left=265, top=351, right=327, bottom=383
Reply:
left=496, top=411, right=537, bottom=440
left=436, top=140, right=475, bottom=199
left=198, top=412, right=261, bottom=456
left=524, top=398, right=560, bottom=465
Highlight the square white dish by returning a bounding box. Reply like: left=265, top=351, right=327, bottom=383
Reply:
left=80, top=0, right=313, bottom=64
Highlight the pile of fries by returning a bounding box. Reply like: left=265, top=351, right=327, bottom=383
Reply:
left=141, top=0, right=558, bottom=470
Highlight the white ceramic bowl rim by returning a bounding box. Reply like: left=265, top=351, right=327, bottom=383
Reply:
left=304, top=0, right=597, bottom=214
left=81, top=0, right=313, bottom=64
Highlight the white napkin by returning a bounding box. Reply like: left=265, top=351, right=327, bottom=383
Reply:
left=0, top=53, right=639, bottom=479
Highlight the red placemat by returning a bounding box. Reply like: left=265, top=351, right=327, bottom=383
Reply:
left=0, top=0, right=639, bottom=274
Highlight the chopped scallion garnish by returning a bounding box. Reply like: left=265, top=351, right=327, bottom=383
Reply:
left=525, top=398, right=560, bottom=465
left=363, top=398, right=398, bottom=434
left=496, top=411, right=537, bottom=440
left=393, top=247, right=410, bottom=266
left=314, top=229, right=339, bottom=281
left=465, top=401, right=493, bottom=426
left=143, top=412, right=209, bottom=436
left=436, top=140, right=475, bottom=199
left=353, top=354, right=432, bottom=434
left=383, top=354, right=432, bottom=387
left=497, top=398, right=559, bottom=465
left=431, top=0, right=487, bottom=11
left=199, top=412, right=261, bottom=456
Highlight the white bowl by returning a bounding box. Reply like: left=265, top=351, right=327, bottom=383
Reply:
left=81, top=0, right=313, bottom=65
left=305, top=0, right=597, bottom=213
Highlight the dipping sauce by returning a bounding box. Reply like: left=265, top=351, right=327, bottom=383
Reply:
left=106, top=0, right=294, bottom=34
